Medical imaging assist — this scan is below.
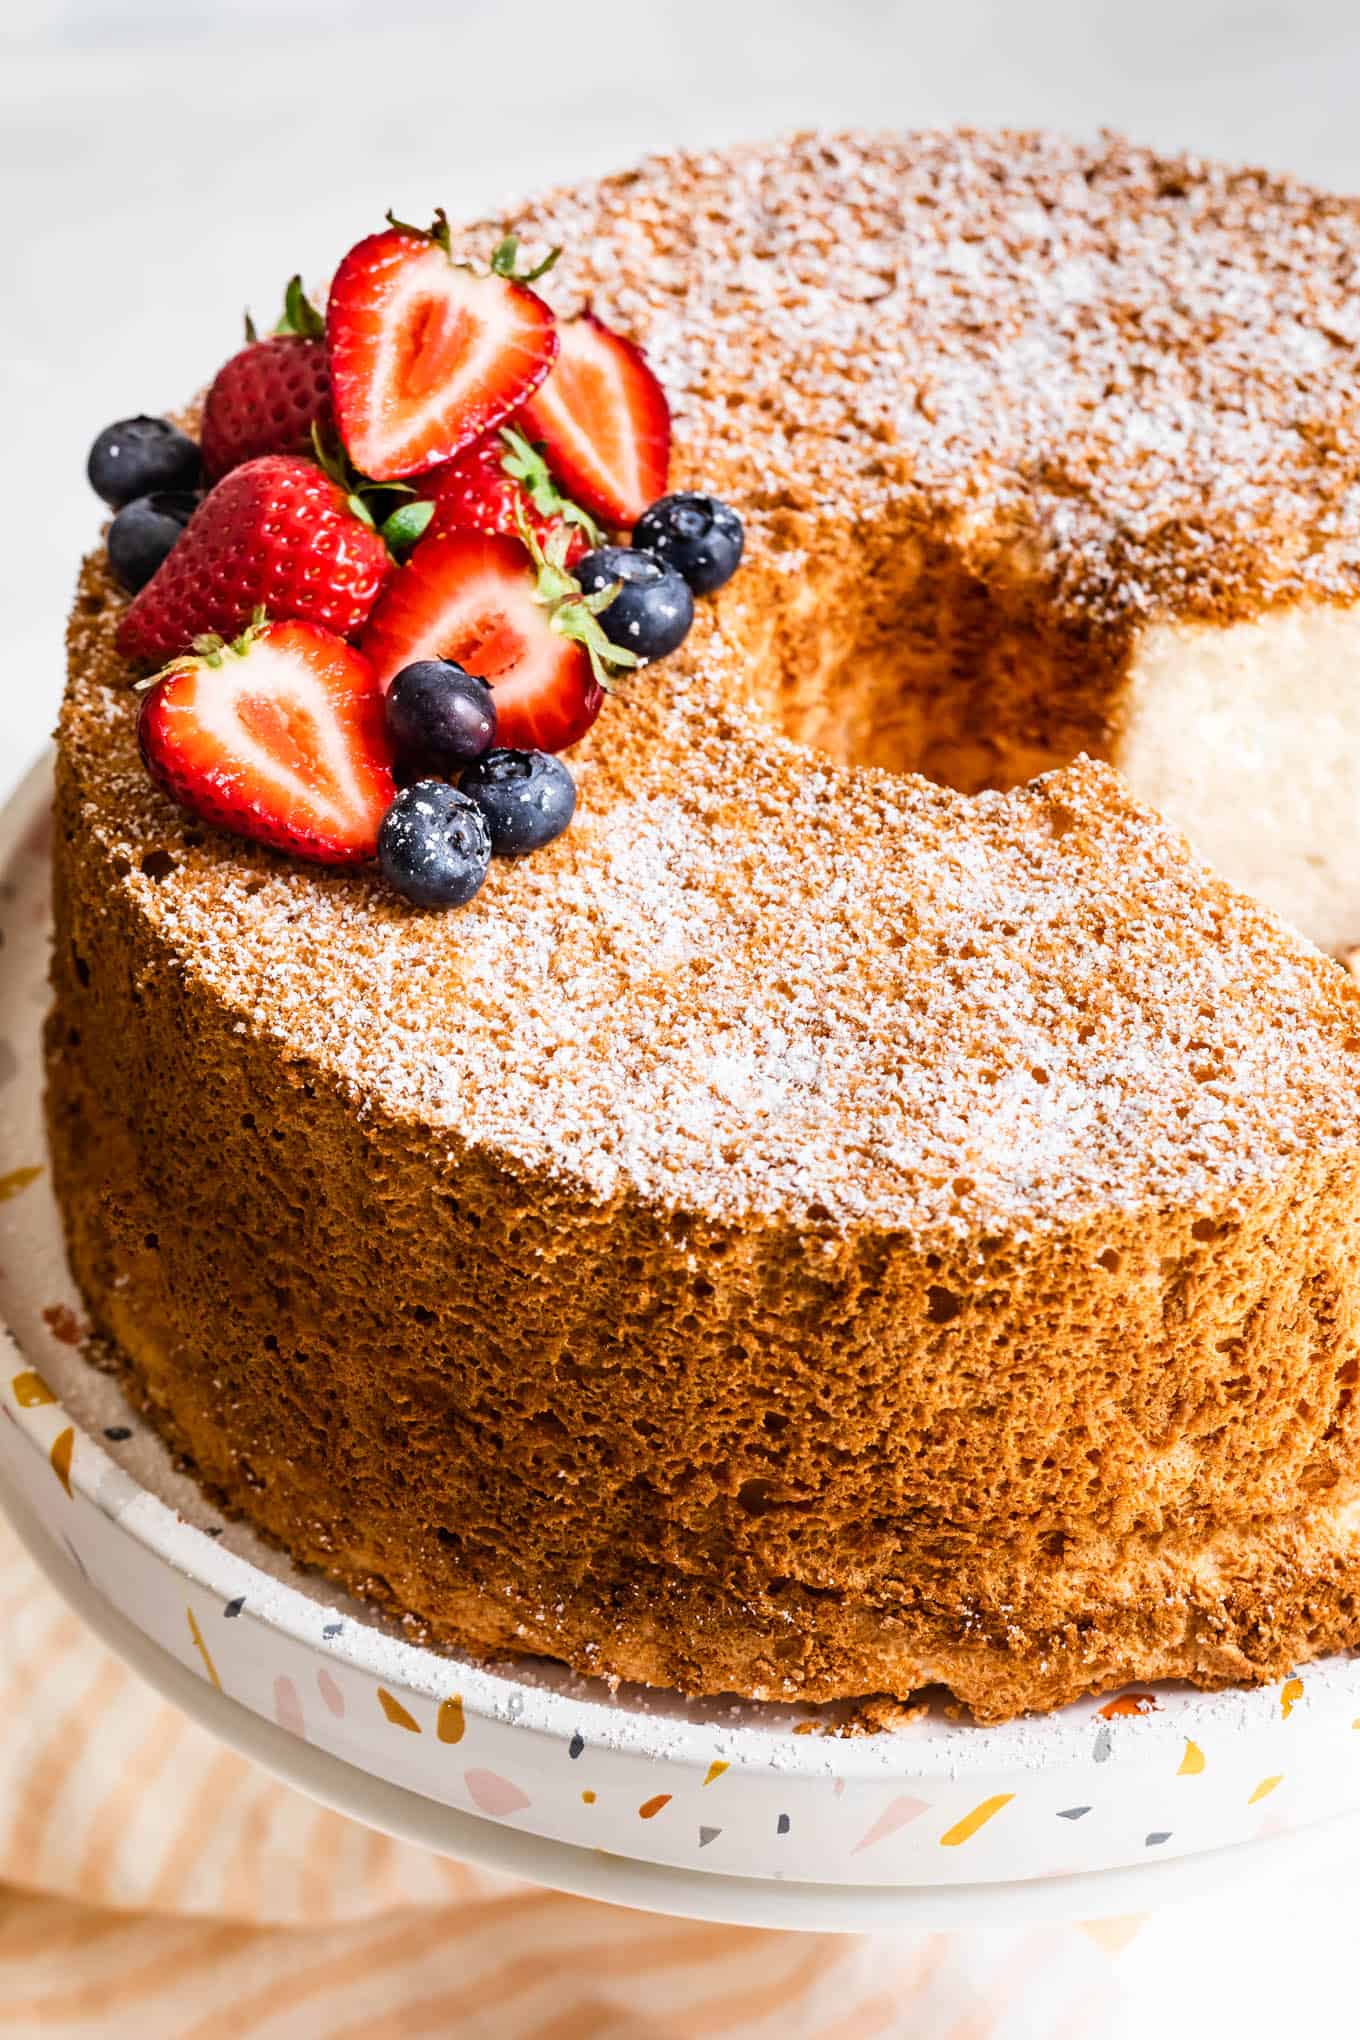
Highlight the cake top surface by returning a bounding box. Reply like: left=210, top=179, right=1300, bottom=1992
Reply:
left=505, top=126, right=1360, bottom=631
left=62, top=129, right=1360, bottom=1236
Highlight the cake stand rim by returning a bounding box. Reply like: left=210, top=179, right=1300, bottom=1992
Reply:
left=8, top=1442, right=1360, bottom=1932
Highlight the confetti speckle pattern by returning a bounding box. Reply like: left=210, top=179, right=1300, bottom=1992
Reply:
left=1099, top=1693, right=1159, bottom=1720
left=48, top=1427, right=73, bottom=1497
left=852, top=1797, right=930, bottom=1855
left=465, top=1770, right=531, bottom=1818
left=185, top=1608, right=221, bottom=1691
left=437, top=1695, right=465, bottom=1745
left=273, top=1675, right=304, bottom=1739
left=377, top=1689, right=420, bottom=1733
left=11, top=1371, right=55, bottom=1409
left=940, top=1795, right=1014, bottom=1848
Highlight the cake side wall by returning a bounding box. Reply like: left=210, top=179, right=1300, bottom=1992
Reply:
left=45, top=746, right=1360, bottom=1718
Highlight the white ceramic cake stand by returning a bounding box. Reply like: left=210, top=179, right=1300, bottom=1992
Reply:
left=7, top=751, right=1360, bottom=1930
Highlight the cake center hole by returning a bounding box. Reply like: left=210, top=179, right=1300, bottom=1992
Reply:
left=739, top=523, right=1115, bottom=791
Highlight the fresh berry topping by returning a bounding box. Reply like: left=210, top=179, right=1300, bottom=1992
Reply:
left=137, top=616, right=395, bottom=865
left=385, top=659, right=497, bottom=771
left=116, top=455, right=390, bottom=668
left=633, top=492, right=744, bottom=594
left=420, top=426, right=597, bottom=565
left=378, top=779, right=491, bottom=907
left=575, top=545, right=694, bottom=661
left=461, top=748, right=575, bottom=857
left=87, top=416, right=201, bottom=508
left=360, top=524, right=638, bottom=754
left=326, top=213, right=559, bottom=482
left=106, top=492, right=197, bottom=594
left=517, top=312, right=670, bottom=527
left=200, top=279, right=333, bottom=480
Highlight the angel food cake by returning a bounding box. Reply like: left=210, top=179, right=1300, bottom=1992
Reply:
left=46, top=130, right=1360, bottom=1721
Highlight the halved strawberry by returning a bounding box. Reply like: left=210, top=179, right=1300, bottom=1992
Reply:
left=360, top=526, right=635, bottom=754
left=326, top=214, right=558, bottom=482
left=200, top=278, right=333, bottom=480
left=517, top=312, right=670, bottom=528
left=419, top=425, right=598, bottom=564
left=116, top=456, right=391, bottom=668
left=137, top=617, right=395, bottom=864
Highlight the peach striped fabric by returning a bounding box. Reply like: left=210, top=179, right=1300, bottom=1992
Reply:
left=0, top=1512, right=1137, bottom=2038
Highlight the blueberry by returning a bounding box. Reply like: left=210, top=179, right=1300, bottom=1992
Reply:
left=378, top=781, right=491, bottom=908
left=105, top=491, right=197, bottom=593
left=575, top=546, right=694, bottom=661
left=633, top=493, right=744, bottom=595
left=386, top=660, right=496, bottom=771
left=87, top=415, right=201, bottom=508
left=460, top=749, right=576, bottom=857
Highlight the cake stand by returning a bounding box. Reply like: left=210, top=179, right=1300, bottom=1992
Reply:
left=7, top=751, right=1360, bottom=1931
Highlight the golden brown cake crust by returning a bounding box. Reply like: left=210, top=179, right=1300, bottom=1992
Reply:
left=45, top=130, right=1360, bottom=1720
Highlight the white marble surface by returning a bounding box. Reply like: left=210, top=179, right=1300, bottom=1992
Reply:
left=6, top=0, right=1360, bottom=805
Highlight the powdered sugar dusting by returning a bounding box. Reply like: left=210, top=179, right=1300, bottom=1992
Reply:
left=66, top=642, right=1360, bottom=1236
left=61, top=129, right=1360, bottom=1235
left=503, top=128, right=1360, bottom=628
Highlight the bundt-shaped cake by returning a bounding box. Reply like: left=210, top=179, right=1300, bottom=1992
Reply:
left=48, top=130, right=1360, bottom=1720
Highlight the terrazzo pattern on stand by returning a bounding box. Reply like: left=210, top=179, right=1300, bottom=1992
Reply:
left=7, top=1349, right=1358, bottom=1888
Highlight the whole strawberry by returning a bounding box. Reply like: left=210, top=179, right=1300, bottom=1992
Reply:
left=422, top=425, right=598, bottom=564
left=200, top=279, right=333, bottom=481
left=116, top=455, right=390, bottom=667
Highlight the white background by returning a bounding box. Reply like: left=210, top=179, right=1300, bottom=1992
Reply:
left=6, top=0, right=1360, bottom=805
left=5, top=8, right=1360, bottom=2029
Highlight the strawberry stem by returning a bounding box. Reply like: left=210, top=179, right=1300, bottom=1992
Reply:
left=498, top=427, right=604, bottom=547
left=490, top=233, right=561, bottom=285
left=385, top=206, right=452, bottom=256
left=513, top=507, right=640, bottom=694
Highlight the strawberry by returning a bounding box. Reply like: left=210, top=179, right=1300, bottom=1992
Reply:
left=420, top=424, right=598, bottom=564
left=116, top=456, right=390, bottom=668
left=360, top=523, right=637, bottom=754
left=326, top=214, right=559, bottom=483
left=137, top=616, right=396, bottom=864
left=517, top=311, right=670, bottom=528
left=200, top=278, right=334, bottom=481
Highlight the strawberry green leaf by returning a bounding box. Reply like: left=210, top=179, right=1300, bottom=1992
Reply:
left=276, top=274, right=325, bottom=340
left=380, top=498, right=435, bottom=554
left=243, top=310, right=259, bottom=344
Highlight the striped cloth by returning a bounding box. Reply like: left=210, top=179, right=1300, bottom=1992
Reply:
left=0, top=1503, right=1332, bottom=2039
